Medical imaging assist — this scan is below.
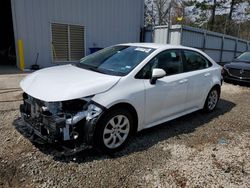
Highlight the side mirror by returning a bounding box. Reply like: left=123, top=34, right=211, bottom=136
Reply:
left=150, top=68, right=166, bottom=84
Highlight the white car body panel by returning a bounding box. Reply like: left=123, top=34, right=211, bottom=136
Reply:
left=20, top=43, right=222, bottom=132
left=143, top=73, right=188, bottom=125
left=92, top=44, right=221, bottom=131
left=92, top=76, right=146, bottom=130
left=20, top=64, right=121, bottom=102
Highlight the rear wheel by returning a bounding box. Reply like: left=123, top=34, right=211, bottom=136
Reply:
left=94, top=108, right=133, bottom=153
left=203, top=87, right=220, bottom=112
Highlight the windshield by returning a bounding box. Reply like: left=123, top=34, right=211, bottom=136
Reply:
left=78, top=45, right=155, bottom=76
left=236, top=52, right=250, bottom=62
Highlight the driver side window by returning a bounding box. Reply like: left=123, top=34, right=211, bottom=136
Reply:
left=136, top=50, right=183, bottom=79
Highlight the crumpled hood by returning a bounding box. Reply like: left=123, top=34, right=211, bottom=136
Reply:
left=20, top=64, right=121, bottom=102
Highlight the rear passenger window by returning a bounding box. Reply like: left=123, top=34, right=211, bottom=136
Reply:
left=183, top=50, right=212, bottom=72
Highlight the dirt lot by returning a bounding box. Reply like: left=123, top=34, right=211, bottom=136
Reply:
left=0, top=72, right=249, bottom=188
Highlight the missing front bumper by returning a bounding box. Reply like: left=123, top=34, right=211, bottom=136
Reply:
left=19, top=100, right=105, bottom=147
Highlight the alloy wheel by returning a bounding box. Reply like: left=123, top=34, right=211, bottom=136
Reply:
left=207, top=90, right=218, bottom=111
left=103, top=115, right=130, bottom=149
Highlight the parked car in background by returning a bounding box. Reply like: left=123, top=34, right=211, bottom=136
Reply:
left=20, top=43, right=222, bottom=153
left=222, top=52, right=250, bottom=83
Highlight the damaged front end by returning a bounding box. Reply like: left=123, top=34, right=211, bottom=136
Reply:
left=20, top=93, right=105, bottom=150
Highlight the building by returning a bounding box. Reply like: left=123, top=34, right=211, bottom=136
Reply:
left=2, top=0, right=144, bottom=69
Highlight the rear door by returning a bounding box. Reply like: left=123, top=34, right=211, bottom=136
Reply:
left=182, top=50, right=213, bottom=109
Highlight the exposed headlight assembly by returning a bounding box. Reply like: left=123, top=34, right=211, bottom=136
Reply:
left=86, top=103, right=103, bottom=121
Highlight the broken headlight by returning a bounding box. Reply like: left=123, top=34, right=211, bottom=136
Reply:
left=62, top=99, right=88, bottom=113
left=86, top=103, right=103, bottom=121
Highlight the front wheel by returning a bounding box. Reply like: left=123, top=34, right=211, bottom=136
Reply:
left=203, top=87, right=220, bottom=112
left=94, top=109, right=133, bottom=153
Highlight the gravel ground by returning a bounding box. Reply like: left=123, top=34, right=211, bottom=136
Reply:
left=0, top=72, right=249, bottom=188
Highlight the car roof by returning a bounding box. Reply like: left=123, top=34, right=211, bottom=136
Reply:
left=119, top=43, right=197, bottom=51
left=119, top=43, right=218, bottom=65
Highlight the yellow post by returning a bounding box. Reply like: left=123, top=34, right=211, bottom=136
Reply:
left=18, top=39, right=25, bottom=70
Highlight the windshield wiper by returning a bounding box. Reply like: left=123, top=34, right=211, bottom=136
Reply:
left=77, top=63, right=123, bottom=76
left=76, top=63, right=103, bottom=73
left=87, top=67, right=105, bottom=74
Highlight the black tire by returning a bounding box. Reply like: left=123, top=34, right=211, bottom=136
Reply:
left=203, top=87, right=220, bottom=112
left=94, top=108, right=133, bottom=153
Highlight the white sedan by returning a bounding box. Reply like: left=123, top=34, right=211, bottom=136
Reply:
left=20, top=43, right=222, bottom=153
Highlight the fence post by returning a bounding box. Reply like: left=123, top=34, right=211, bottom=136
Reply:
left=219, top=36, right=224, bottom=64
left=234, top=39, right=238, bottom=58
left=167, top=25, right=170, bottom=44
left=202, top=30, right=206, bottom=51
left=180, top=25, right=183, bottom=45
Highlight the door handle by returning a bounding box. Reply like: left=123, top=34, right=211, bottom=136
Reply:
left=204, top=73, right=211, bottom=77
left=179, top=79, right=188, bottom=84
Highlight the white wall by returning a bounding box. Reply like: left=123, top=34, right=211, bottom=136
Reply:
left=154, top=25, right=168, bottom=44
left=11, top=0, right=144, bottom=68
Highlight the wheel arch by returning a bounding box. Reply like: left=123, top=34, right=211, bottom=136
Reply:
left=211, top=84, right=221, bottom=97
left=202, top=83, right=221, bottom=108
left=102, top=102, right=139, bottom=134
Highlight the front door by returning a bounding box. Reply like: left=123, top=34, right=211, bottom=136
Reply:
left=137, top=50, right=188, bottom=126
left=144, top=73, right=188, bottom=126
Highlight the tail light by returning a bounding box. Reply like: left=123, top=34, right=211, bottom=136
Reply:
left=221, top=65, right=228, bottom=75
left=221, top=68, right=225, bottom=75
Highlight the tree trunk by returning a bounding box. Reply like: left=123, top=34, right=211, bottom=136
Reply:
left=210, top=0, right=217, bottom=31
left=228, top=0, right=235, bottom=21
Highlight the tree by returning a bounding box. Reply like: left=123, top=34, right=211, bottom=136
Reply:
left=184, top=0, right=227, bottom=30
left=171, top=0, right=193, bottom=25
left=144, top=0, right=250, bottom=40
left=228, top=0, right=247, bottom=21
left=210, top=0, right=217, bottom=30
left=144, top=0, right=173, bottom=26
left=155, top=0, right=171, bottom=25
left=144, top=0, right=193, bottom=26
left=222, top=0, right=250, bottom=35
